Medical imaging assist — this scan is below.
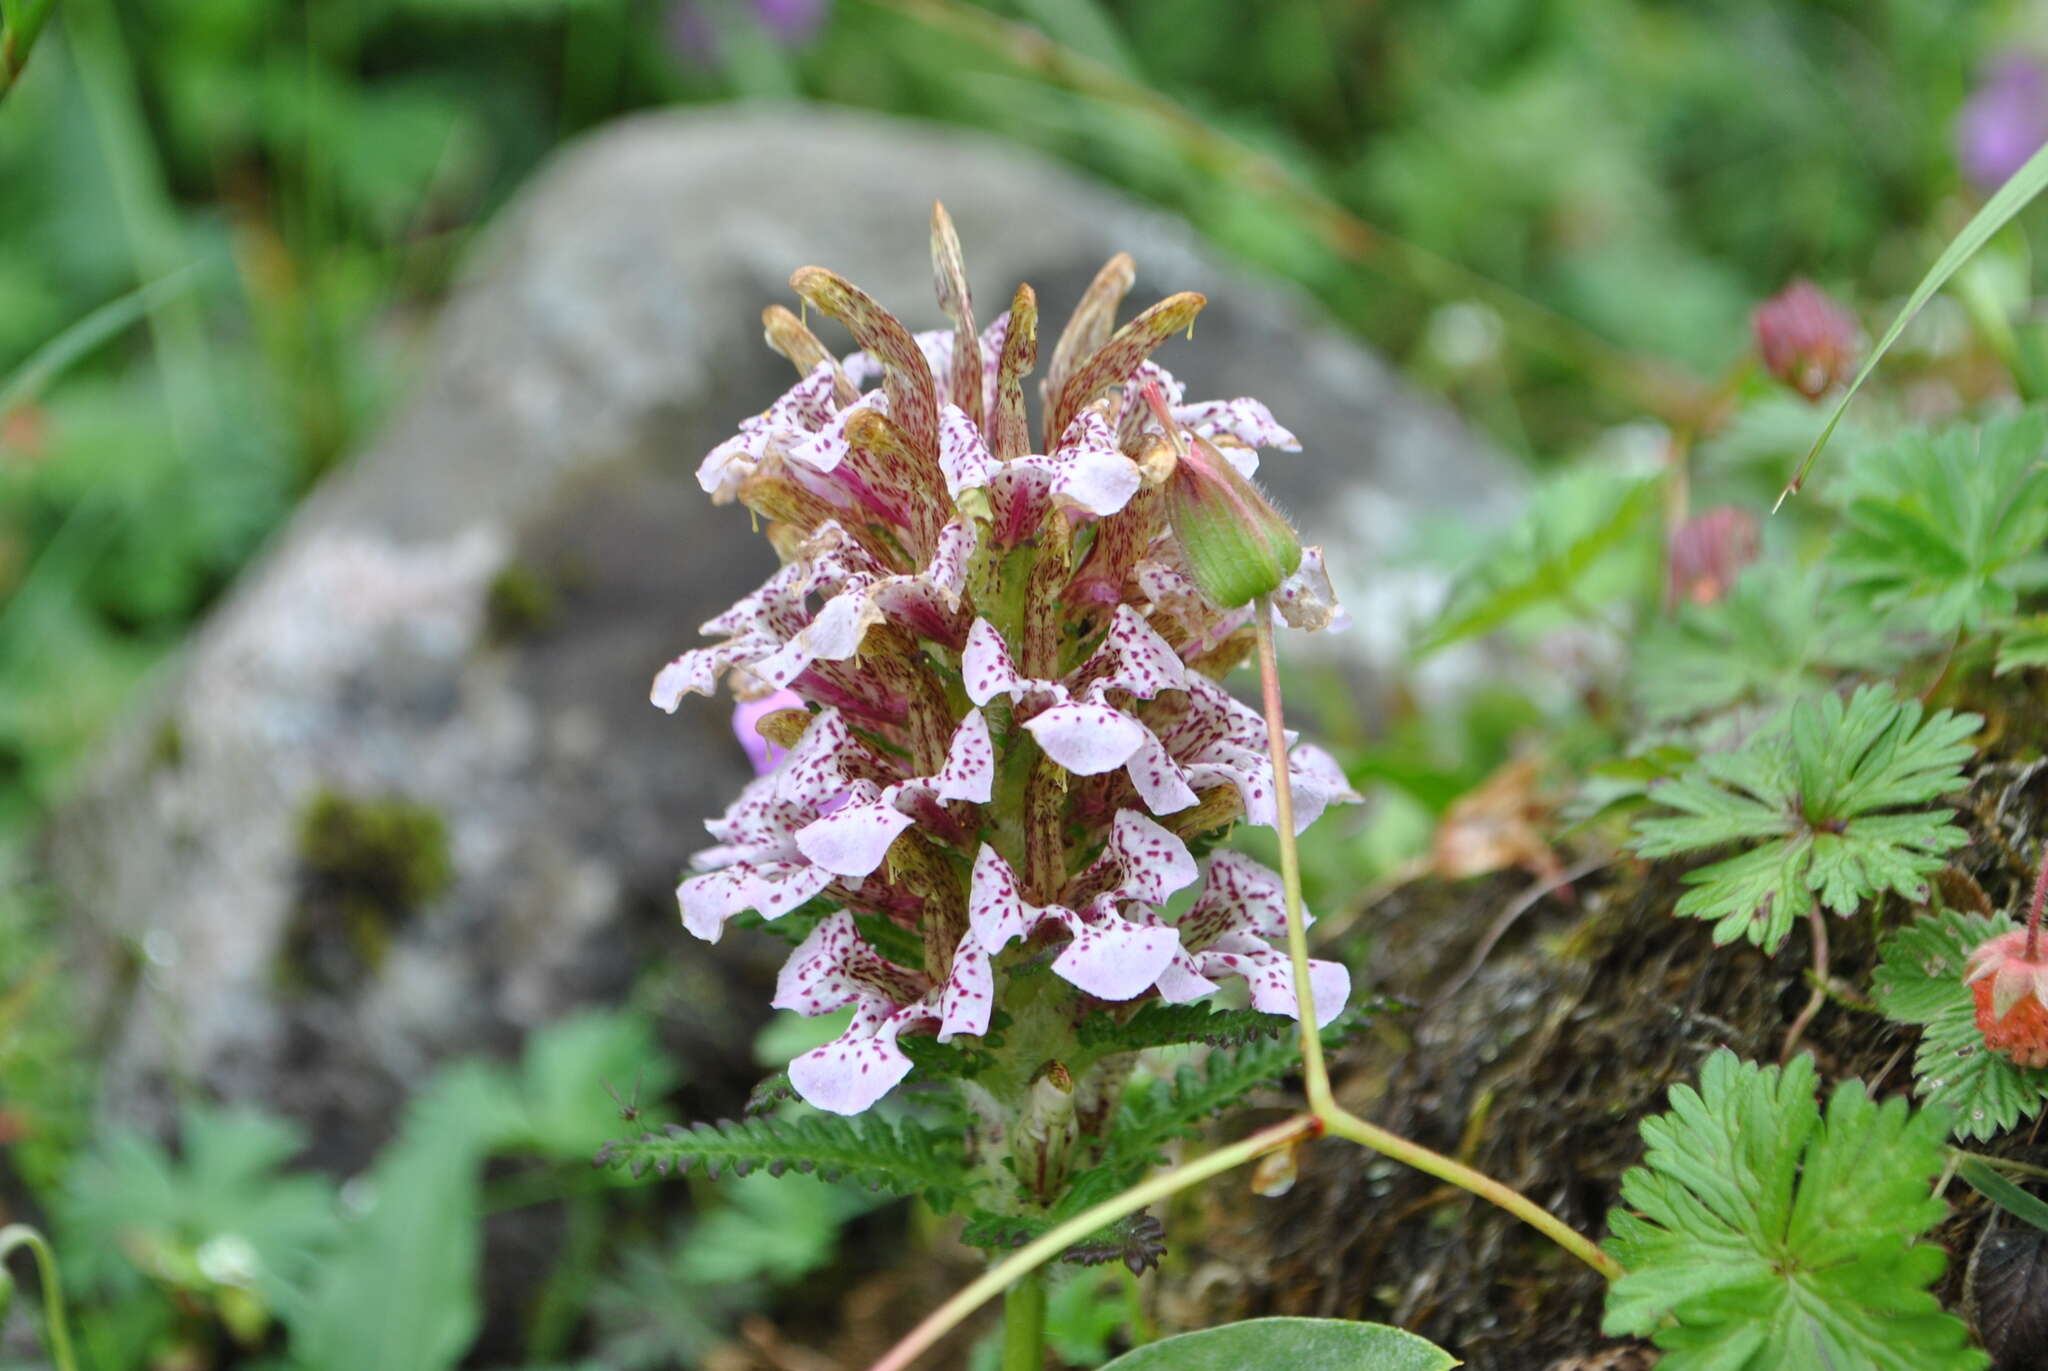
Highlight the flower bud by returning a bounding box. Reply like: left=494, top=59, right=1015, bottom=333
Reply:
left=1666, top=506, right=1759, bottom=608
left=1165, top=432, right=1303, bottom=609
left=1752, top=280, right=1859, bottom=401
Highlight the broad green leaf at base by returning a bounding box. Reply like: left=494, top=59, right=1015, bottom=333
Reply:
left=1097, top=1317, right=1457, bottom=1371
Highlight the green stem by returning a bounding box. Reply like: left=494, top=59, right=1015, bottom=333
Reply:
left=0, top=1224, right=80, bottom=1371
left=1250, top=600, right=1622, bottom=1282
left=0, top=0, right=57, bottom=100
left=869, top=1115, right=1320, bottom=1371
left=999, top=1268, right=1047, bottom=1371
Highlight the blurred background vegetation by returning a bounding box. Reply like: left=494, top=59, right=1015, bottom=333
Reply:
left=0, top=0, right=2037, bottom=1366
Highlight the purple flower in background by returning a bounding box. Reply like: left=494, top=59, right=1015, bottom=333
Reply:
left=754, top=0, right=828, bottom=44
left=732, top=687, right=806, bottom=774
left=665, top=0, right=829, bottom=67
left=1959, top=55, right=2048, bottom=192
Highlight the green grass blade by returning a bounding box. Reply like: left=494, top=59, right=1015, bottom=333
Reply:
left=1781, top=144, right=2048, bottom=507
left=1958, top=1156, right=2048, bottom=1234
left=0, top=268, right=196, bottom=413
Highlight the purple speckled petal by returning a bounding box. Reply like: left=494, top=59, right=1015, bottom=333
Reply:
left=787, top=1010, right=918, bottom=1115
left=676, top=860, right=835, bottom=942
left=937, top=403, right=996, bottom=501
left=1123, top=732, right=1200, bottom=815
left=1180, top=850, right=1292, bottom=946
left=969, top=844, right=1030, bottom=952
left=1084, top=810, right=1200, bottom=905
left=794, top=798, right=917, bottom=877
left=937, top=939, right=994, bottom=1040
left=1272, top=546, right=1345, bottom=633
left=962, top=618, right=1027, bottom=707
left=1049, top=410, right=1141, bottom=516
left=1045, top=897, right=1182, bottom=1001
left=1024, top=700, right=1150, bottom=775
left=1084, top=604, right=1187, bottom=699
left=1195, top=941, right=1349, bottom=1028
left=928, top=709, right=996, bottom=804
left=1172, top=396, right=1300, bottom=453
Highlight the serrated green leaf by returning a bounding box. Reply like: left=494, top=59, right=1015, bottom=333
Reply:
left=1828, top=410, right=2048, bottom=636
left=1603, top=1051, right=1983, bottom=1371
left=593, top=1112, right=966, bottom=1207
left=1631, top=685, right=1977, bottom=950
left=1097, top=1317, right=1456, bottom=1371
left=1629, top=563, right=1898, bottom=725
left=1874, top=910, right=2048, bottom=1140
left=1078, top=998, right=1395, bottom=1054
left=1418, top=464, right=1658, bottom=655
left=1995, top=614, right=2048, bottom=675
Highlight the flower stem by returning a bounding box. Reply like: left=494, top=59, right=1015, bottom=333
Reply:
left=868, top=1114, right=1320, bottom=1371
left=1251, top=601, right=1332, bottom=1113
left=861, top=613, right=1625, bottom=1371
left=2027, top=842, right=2047, bottom=963
left=999, top=1268, right=1047, bottom=1371
left=1251, top=599, right=1621, bottom=1282
left=0, top=1224, right=80, bottom=1371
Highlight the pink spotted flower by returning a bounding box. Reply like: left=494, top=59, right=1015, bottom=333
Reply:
left=651, top=206, right=1356, bottom=1120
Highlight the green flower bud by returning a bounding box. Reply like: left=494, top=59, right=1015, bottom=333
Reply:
left=1164, top=431, right=1303, bottom=608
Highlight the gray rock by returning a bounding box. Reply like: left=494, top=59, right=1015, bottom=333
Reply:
left=46, top=106, right=1514, bottom=1166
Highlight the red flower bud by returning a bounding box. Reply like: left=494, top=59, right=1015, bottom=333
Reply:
left=1753, top=280, right=1860, bottom=401
left=1666, top=506, right=1760, bottom=608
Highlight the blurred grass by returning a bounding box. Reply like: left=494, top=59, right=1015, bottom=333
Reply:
left=0, top=0, right=2012, bottom=839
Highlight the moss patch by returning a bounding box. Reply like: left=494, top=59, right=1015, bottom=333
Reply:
left=484, top=561, right=559, bottom=642
left=281, top=789, right=454, bottom=990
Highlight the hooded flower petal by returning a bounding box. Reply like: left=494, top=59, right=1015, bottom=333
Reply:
left=1048, top=410, right=1142, bottom=517
left=793, top=789, right=917, bottom=876
left=792, top=710, right=995, bottom=876
left=969, top=844, right=1030, bottom=952
left=1152, top=852, right=1349, bottom=1026
left=773, top=912, right=930, bottom=1114
left=967, top=844, right=1182, bottom=1001
left=1272, top=546, right=1346, bottom=633
left=937, top=938, right=994, bottom=1040
left=1045, top=895, right=1182, bottom=1001
left=1077, top=604, right=1186, bottom=699
left=697, top=361, right=843, bottom=502
left=1172, top=396, right=1301, bottom=455
left=1024, top=700, right=1151, bottom=775
left=1072, top=810, right=1199, bottom=907
left=677, top=860, right=835, bottom=941
left=962, top=618, right=1028, bottom=707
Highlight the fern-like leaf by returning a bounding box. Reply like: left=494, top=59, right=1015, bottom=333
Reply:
left=1077, top=997, right=1395, bottom=1054
left=593, top=1113, right=966, bottom=1209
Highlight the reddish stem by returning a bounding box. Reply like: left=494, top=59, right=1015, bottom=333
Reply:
left=2028, top=844, right=2048, bottom=963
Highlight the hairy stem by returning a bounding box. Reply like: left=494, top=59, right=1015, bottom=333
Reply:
left=1251, top=601, right=1332, bottom=1113
left=868, top=1114, right=1320, bottom=1371
left=1253, top=599, right=1622, bottom=1281
left=0, top=1224, right=80, bottom=1371
left=1781, top=901, right=1830, bottom=1064
left=2028, top=842, right=2048, bottom=963
left=999, top=1269, right=1047, bottom=1371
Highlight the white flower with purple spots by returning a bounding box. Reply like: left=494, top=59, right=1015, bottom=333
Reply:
left=649, top=211, right=1362, bottom=1118
left=1146, top=851, right=1350, bottom=1026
